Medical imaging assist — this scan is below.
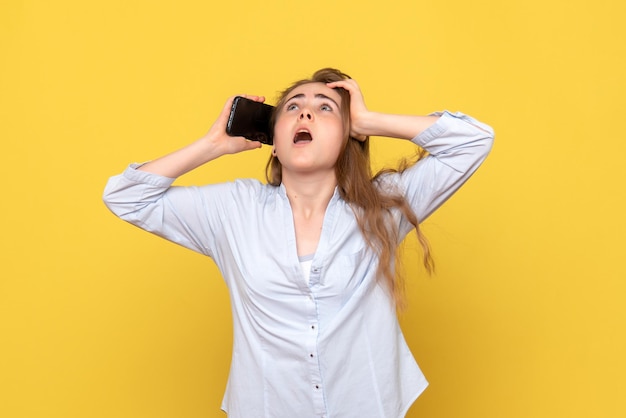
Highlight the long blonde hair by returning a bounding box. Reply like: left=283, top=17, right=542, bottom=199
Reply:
left=266, top=68, right=433, bottom=308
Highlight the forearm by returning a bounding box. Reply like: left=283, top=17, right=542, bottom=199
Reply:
left=138, top=137, right=225, bottom=178
left=355, top=112, right=440, bottom=140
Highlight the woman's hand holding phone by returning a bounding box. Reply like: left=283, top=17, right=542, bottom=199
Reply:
left=202, top=95, right=265, bottom=155
left=225, top=96, right=274, bottom=145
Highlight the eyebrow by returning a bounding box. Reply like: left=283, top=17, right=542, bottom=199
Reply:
left=285, top=93, right=340, bottom=108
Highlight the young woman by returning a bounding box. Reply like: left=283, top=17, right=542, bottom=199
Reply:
left=103, top=68, right=494, bottom=417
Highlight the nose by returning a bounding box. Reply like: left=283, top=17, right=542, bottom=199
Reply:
left=299, top=110, right=313, bottom=121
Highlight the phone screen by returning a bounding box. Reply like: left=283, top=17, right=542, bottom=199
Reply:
left=226, top=96, right=274, bottom=145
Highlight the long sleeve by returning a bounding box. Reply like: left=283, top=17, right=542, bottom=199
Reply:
left=103, top=163, right=224, bottom=257
left=391, top=110, right=494, bottom=235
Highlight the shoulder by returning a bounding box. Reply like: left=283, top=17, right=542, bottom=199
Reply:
left=213, top=178, right=280, bottom=203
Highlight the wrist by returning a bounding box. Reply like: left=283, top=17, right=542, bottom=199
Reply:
left=353, top=111, right=384, bottom=137
left=196, top=133, right=228, bottom=160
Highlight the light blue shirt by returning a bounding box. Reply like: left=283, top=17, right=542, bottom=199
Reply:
left=103, top=111, right=494, bottom=418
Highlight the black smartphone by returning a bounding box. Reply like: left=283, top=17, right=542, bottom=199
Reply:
left=226, top=96, right=274, bottom=145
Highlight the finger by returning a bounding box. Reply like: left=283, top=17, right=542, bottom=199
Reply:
left=217, top=94, right=265, bottom=129
left=240, top=94, right=266, bottom=103
left=239, top=138, right=264, bottom=152
left=328, top=81, right=365, bottom=105
left=213, top=96, right=237, bottom=129
left=226, top=135, right=263, bottom=154
left=246, top=140, right=263, bottom=150
left=327, top=79, right=358, bottom=93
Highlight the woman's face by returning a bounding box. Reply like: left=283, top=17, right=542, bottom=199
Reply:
left=273, top=82, right=345, bottom=177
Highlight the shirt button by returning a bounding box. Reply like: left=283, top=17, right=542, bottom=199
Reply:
left=309, top=353, right=314, bottom=358
left=315, top=384, right=320, bottom=389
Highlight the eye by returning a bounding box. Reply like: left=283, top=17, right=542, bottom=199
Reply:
left=320, top=104, right=332, bottom=111
left=286, top=103, right=298, bottom=111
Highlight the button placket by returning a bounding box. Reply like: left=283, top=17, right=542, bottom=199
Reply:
left=305, top=291, right=326, bottom=415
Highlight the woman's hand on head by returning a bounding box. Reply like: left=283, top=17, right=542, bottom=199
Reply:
left=326, top=79, right=371, bottom=142
left=201, top=95, right=264, bottom=155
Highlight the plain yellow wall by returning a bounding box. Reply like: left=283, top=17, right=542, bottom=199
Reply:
left=1, top=0, right=625, bottom=417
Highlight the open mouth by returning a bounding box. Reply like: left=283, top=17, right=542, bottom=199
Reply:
left=293, top=130, right=313, bottom=144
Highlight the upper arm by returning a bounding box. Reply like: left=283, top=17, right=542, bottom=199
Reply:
left=103, top=166, right=248, bottom=257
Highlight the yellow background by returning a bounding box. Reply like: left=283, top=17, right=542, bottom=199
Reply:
left=1, top=0, right=625, bottom=417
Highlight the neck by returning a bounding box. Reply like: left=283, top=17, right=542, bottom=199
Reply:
left=282, top=172, right=337, bottom=219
